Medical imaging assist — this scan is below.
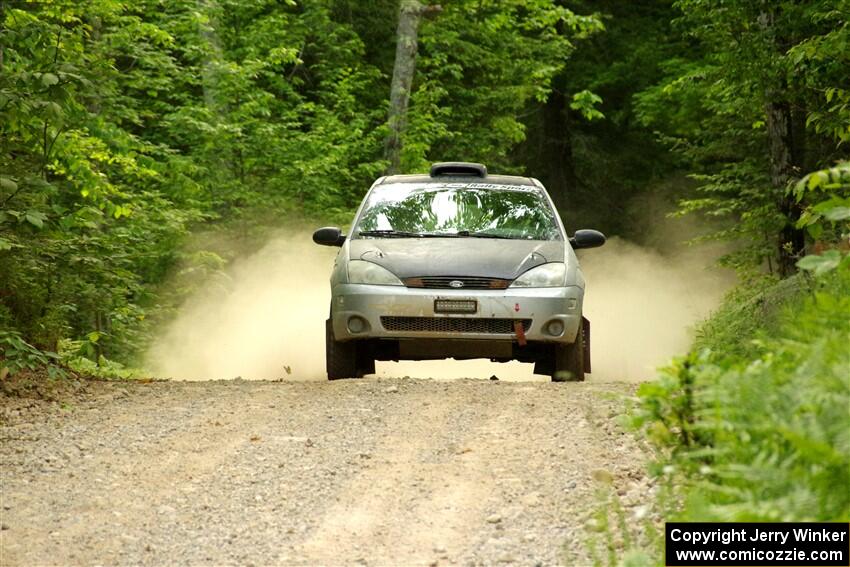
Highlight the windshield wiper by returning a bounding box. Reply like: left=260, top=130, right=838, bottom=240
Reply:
left=359, top=229, right=526, bottom=239
left=358, top=229, right=423, bottom=238
left=421, top=231, right=526, bottom=239
left=455, top=230, right=523, bottom=239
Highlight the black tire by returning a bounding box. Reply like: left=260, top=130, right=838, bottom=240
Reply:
left=326, top=319, right=359, bottom=380
left=552, top=324, right=585, bottom=382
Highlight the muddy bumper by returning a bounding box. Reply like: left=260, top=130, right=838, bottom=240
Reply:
left=330, top=284, right=583, bottom=344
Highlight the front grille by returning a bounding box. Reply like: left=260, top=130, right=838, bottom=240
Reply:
left=403, top=276, right=511, bottom=289
left=381, top=316, right=531, bottom=334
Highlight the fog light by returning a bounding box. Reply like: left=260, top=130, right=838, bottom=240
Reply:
left=347, top=316, right=367, bottom=334
left=547, top=320, right=565, bottom=337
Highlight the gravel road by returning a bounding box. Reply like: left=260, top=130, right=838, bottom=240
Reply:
left=1, top=377, right=650, bottom=566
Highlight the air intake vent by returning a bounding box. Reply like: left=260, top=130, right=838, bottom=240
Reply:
left=381, top=317, right=530, bottom=334
left=429, top=162, right=487, bottom=178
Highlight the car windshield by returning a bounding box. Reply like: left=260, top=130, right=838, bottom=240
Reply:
left=354, top=183, right=561, bottom=240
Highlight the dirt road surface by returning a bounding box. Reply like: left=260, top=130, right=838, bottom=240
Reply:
left=1, top=378, right=650, bottom=566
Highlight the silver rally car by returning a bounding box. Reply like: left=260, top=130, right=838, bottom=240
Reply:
left=313, top=162, right=605, bottom=382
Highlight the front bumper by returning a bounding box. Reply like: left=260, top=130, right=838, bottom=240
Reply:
left=331, top=283, right=583, bottom=344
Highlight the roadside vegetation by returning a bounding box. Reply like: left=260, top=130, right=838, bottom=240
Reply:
left=643, top=265, right=850, bottom=515
left=626, top=0, right=850, bottom=536
left=573, top=0, right=850, bottom=562
left=586, top=164, right=850, bottom=565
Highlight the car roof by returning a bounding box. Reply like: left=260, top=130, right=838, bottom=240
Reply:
left=378, top=173, right=541, bottom=187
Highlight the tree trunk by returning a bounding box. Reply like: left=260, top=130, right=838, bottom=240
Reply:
left=760, top=7, right=805, bottom=277
left=385, top=0, right=424, bottom=175
left=198, top=0, right=225, bottom=117
left=541, top=88, right=578, bottom=217
left=765, top=99, right=805, bottom=277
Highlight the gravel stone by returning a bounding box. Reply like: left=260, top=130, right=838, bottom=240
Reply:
left=0, top=377, right=647, bottom=566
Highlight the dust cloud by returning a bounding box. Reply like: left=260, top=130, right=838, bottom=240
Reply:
left=146, top=233, right=336, bottom=381
left=148, top=231, right=732, bottom=382
left=579, top=237, right=732, bottom=381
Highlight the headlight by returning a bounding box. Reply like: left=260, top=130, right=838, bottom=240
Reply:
left=510, top=263, right=566, bottom=288
left=348, top=260, right=403, bottom=286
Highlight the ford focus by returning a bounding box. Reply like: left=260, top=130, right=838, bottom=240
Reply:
left=313, top=162, right=605, bottom=382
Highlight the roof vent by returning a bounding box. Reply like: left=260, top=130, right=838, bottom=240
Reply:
left=430, top=162, right=487, bottom=178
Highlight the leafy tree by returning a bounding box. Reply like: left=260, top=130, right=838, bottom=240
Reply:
left=634, top=0, right=849, bottom=274
left=401, top=0, right=603, bottom=176
left=518, top=0, right=685, bottom=235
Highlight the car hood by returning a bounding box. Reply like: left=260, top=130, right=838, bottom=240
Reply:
left=348, top=238, right=564, bottom=280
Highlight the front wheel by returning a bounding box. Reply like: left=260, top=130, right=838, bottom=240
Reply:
left=326, top=319, right=358, bottom=380
left=552, top=324, right=585, bottom=382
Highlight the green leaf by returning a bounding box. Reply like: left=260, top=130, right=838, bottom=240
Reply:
left=807, top=171, right=828, bottom=190
left=0, top=238, right=13, bottom=251
left=826, top=88, right=836, bottom=103
left=805, top=223, right=823, bottom=240
left=24, top=211, right=47, bottom=228
left=796, top=251, right=843, bottom=276
left=41, top=72, right=59, bottom=86
left=823, top=207, right=850, bottom=221
left=570, top=89, right=605, bottom=121
left=45, top=101, right=63, bottom=119
left=0, top=176, right=17, bottom=191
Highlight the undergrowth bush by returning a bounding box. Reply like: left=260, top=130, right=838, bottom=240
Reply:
left=0, top=329, right=64, bottom=378
left=637, top=264, right=850, bottom=523
left=591, top=263, right=850, bottom=566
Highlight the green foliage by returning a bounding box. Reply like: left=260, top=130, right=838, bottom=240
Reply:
left=797, top=250, right=849, bottom=275
left=634, top=0, right=850, bottom=274
left=570, top=90, right=605, bottom=122
left=636, top=266, right=850, bottom=525
left=0, top=0, right=391, bottom=365
left=693, top=274, right=807, bottom=360
left=0, top=329, right=63, bottom=377
left=405, top=0, right=603, bottom=172
left=793, top=162, right=850, bottom=276
left=517, top=0, right=687, bottom=237
left=0, top=1, right=202, bottom=360
left=58, top=338, right=147, bottom=380
left=793, top=162, right=850, bottom=252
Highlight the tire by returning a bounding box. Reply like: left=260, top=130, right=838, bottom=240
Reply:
left=326, top=319, right=359, bottom=380
left=552, top=323, right=585, bottom=382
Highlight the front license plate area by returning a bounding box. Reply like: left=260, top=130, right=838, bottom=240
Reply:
left=434, top=298, right=478, bottom=314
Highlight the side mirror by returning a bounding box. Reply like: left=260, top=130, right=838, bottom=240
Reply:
left=570, top=229, right=606, bottom=250
left=313, top=226, right=346, bottom=247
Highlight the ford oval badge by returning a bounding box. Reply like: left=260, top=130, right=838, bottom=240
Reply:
left=449, top=280, right=464, bottom=288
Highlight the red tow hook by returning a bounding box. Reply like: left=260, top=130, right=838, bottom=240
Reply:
left=514, top=320, right=527, bottom=347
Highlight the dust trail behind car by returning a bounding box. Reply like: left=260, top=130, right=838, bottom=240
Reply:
left=146, top=233, right=336, bottom=381
left=580, top=237, right=732, bottom=380
left=146, top=231, right=731, bottom=381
